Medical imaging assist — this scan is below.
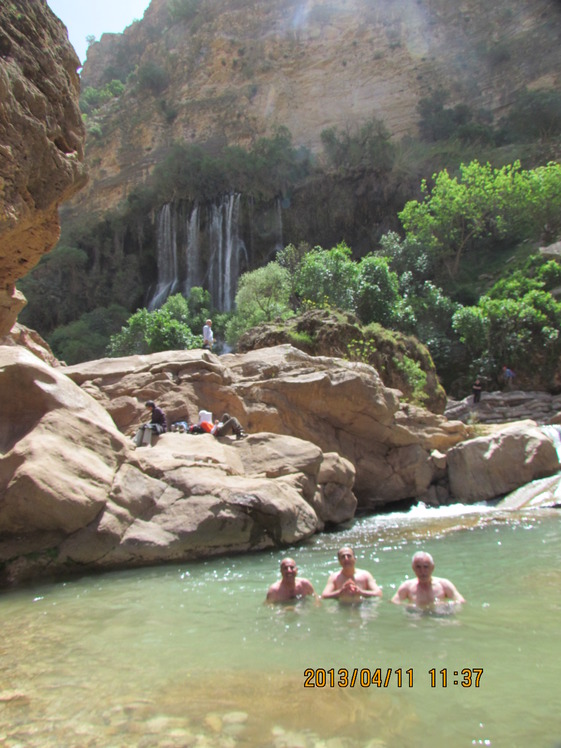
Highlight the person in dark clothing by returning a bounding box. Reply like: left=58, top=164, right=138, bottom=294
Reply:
left=472, top=378, right=482, bottom=404
left=212, top=412, right=247, bottom=440
left=145, top=400, right=167, bottom=432
left=134, top=400, right=167, bottom=446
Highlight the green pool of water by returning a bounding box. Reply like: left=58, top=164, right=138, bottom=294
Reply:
left=1, top=504, right=559, bottom=747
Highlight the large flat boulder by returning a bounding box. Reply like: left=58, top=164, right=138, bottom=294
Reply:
left=66, top=345, right=468, bottom=507
left=447, top=421, right=560, bottom=502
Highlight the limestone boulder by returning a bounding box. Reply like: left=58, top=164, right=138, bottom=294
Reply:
left=0, top=0, right=87, bottom=334
left=0, top=347, right=357, bottom=583
left=66, top=345, right=469, bottom=507
left=52, top=431, right=356, bottom=572
left=0, top=347, right=128, bottom=534
left=0, top=323, right=63, bottom=368
left=447, top=421, right=560, bottom=502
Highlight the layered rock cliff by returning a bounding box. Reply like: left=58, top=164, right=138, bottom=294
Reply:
left=76, top=0, right=561, bottom=214
left=0, top=0, right=86, bottom=334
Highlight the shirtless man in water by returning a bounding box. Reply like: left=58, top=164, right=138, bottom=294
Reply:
left=266, top=558, right=317, bottom=603
left=321, top=547, right=382, bottom=603
left=391, top=551, right=466, bottom=607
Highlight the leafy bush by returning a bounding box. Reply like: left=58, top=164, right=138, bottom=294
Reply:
left=398, top=160, right=561, bottom=279
left=168, top=0, right=200, bottom=22
left=153, top=128, right=311, bottom=202
left=345, top=338, right=377, bottom=364
left=354, top=255, right=401, bottom=327
left=49, top=305, right=129, bottom=364
left=86, top=121, right=103, bottom=139
left=296, top=243, right=358, bottom=311
left=225, top=263, right=292, bottom=345
left=503, top=89, right=561, bottom=142
left=137, top=62, right=169, bottom=94
left=417, top=89, right=496, bottom=145
left=80, top=80, right=125, bottom=115
left=393, top=355, right=429, bottom=406
left=452, top=273, right=561, bottom=387
left=18, top=245, right=89, bottom=332
left=108, top=294, right=203, bottom=356
left=320, top=118, right=395, bottom=172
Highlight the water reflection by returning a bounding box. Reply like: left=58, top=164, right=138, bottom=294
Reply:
left=0, top=504, right=560, bottom=747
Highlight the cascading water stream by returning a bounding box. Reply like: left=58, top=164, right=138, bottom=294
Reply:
left=149, top=203, right=179, bottom=310
left=184, top=203, right=200, bottom=294
left=541, top=423, right=561, bottom=461
left=149, top=195, right=250, bottom=312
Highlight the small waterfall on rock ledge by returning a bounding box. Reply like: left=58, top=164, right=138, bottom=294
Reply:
left=541, top=424, right=561, bottom=461
left=148, top=195, right=249, bottom=312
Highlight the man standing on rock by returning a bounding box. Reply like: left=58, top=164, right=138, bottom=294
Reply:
left=322, top=547, right=382, bottom=602
left=266, top=558, right=318, bottom=603
left=391, top=551, right=465, bottom=607
left=202, top=319, right=214, bottom=350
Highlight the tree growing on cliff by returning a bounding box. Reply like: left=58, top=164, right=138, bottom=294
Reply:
left=399, top=160, right=561, bottom=279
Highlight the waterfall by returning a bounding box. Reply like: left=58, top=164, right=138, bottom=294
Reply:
left=148, top=203, right=179, bottom=309
left=541, top=424, right=561, bottom=462
left=208, top=194, right=246, bottom=312
left=274, top=196, right=284, bottom=254
left=149, top=194, right=249, bottom=311
left=184, top=204, right=201, bottom=294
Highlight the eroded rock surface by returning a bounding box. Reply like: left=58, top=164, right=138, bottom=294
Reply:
left=447, top=421, right=560, bottom=502
left=65, top=345, right=468, bottom=508
left=0, top=0, right=87, bottom=334
left=0, top=346, right=357, bottom=584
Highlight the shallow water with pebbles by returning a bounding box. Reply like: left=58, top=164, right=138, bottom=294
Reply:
left=1, top=503, right=560, bottom=748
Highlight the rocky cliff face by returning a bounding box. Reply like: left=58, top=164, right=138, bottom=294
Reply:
left=0, top=0, right=87, bottom=335
left=76, top=0, right=561, bottom=214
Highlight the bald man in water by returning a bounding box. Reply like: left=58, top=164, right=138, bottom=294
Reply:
left=391, top=551, right=466, bottom=607
left=321, top=546, right=382, bottom=603
left=266, top=558, right=318, bottom=603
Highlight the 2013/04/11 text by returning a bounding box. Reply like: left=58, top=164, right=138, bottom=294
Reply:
left=303, top=668, right=484, bottom=688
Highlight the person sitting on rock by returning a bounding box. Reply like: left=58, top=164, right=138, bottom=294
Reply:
left=266, top=557, right=318, bottom=603
left=391, top=551, right=465, bottom=608
left=211, top=412, right=247, bottom=440
left=134, top=400, right=167, bottom=447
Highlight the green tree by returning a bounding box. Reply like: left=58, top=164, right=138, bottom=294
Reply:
left=503, top=88, right=561, bottom=142
left=399, top=160, right=561, bottom=278
left=225, top=262, right=292, bottom=345
left=320, top=118, right=394, bottom=172
left=137, top=61, right=169, bottom=94
left=452, top=287, right=561, bottom=385
left=276, top=242, right=311, bottom=309
left=108, top=294, right=203, bottom=356
left=80, top=79, right=125, bottom=114
left=296, top=243, right=358, bottom=311
left=18, top=245, right=89, bottom=332
left=49, top=304, right=129, bottom=364
left=354, top=255, right=400, bottom=327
